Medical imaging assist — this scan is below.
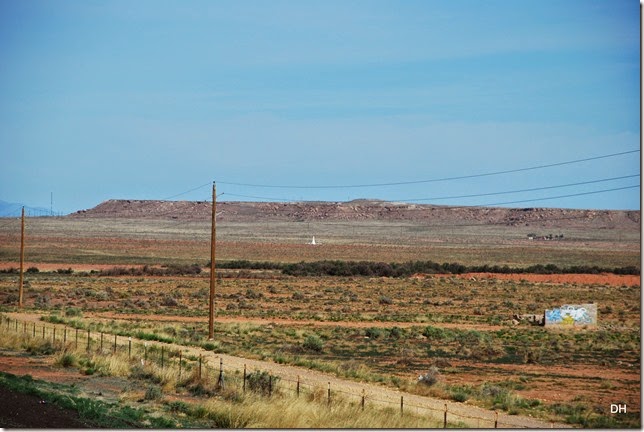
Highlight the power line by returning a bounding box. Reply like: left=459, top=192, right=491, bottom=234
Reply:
left=0, top=205, right=25, bottom=218
left=162, top=182, right=212, bottom=200
left=221, top=174, right=639, bottom=204
left=402, top=174, right=639, bottom=203
left=223, top=193, right=299, bottom=202
left=479, top=184, right=640, bottom=207
left=217, top=149, right=639, bottom=189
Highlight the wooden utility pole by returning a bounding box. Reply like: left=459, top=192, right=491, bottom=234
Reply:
left=18, top=207, right=25, bottom=307
left=208, top=182, right=216, bottom=340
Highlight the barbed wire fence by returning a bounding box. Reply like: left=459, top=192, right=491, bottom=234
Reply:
left=0, top=314, right=550, bottom=428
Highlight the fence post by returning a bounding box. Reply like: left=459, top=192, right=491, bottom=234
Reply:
left=268, top=375, right=272, bottom=397
left=75, top=328, right=79, bottom=349
left=243, top=364, right=247, bottom=393
left=33, top=322, right=36, bottom=337
left=444, top=404, right=448, bottom=428
left=198, top=355, right=202, bottom=381
left=144, top=343, right=148, bottom=363
left=178, top=351, right=182, bottom=381
left=128, top=337, right=132, bottom=359
left=53, top=327, right=56, bottom=342
left=361, top=389, right=365, bottom=411
left=100, top=332, right=104, bottom=352
left=161, top=346, right=164, bottom=368
left=400, top=396, right=404, bottom=415
left=15, top=319, right=18, bottom=332
left=87, top=329, right=91, bottom=352
left=64, top=327, right=67, bottom=344
left=296, top=375, right=300, bottom=398
left=327, top=382, right=331, bottom=407
left=494, top=411, right=498, bottom=428
left=218, top=358, right=224, bottom=388
left=42, top=325, right=45, bottom=339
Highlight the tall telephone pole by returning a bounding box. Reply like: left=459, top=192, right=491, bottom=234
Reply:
left=208, top=182, right=216, bottom=340
left=18, top=207, right=25, bottom=308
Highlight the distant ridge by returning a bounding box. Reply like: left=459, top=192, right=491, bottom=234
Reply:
left=69, top=199, right=640, bottom=230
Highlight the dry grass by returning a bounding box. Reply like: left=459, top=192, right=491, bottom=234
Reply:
left=197, top=391, right=445, bottom=428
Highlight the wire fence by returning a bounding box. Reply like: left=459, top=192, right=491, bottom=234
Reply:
left=0, top=314, right=555, bottom=428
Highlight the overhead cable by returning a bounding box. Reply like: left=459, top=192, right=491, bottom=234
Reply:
left=217, top=149, right=639, bottom=189
left=221, top=174, right=639, bottom=204
left=479, top=184, right=640, bottom=207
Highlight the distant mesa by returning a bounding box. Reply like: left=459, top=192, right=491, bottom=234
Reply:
left=66, top=199, right=640, bottom=230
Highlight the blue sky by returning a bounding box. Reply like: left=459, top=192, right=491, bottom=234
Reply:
left=0, top=0, right=640, bottom=214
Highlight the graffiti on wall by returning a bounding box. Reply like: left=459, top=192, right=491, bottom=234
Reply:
left=545, top=304, right=597, bottom=326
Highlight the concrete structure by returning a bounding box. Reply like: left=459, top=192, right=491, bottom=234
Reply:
left=545, top=303, right=597, bottom=327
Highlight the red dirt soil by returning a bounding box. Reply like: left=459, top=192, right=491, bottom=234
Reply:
left=1, top=262, right=638, bottom=287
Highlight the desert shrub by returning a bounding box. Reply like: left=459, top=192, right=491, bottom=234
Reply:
left=166, top=400, right=190, bottom=414
left=389, top=327, right=403, bottom=339
left=26, top=266, right=39, bottom=273
left=292, top=292, right=305, bottom=300
left=245, top=370, right=278, bottom=395
left=480, top=382, right=518, bottom=411
left=280, top=260, right=639, bottom=277
left=34, top=294, right=51, bottom=308
left=365, top=327, right=384, bottom=339
left=64, top=307, right=83, bottom=317
left=519, top=347, right=543, bottom=364
left=422, top=326, right=453, bottom=340
left=302, top=334, right=324, bottom=352
left=161, top=296, right=179, bottom=307
left=164, top=264, right=202, bottom=276
left=379, top=296, right=393, bottom=305
left=25, top=340, right=57, bottom=356
left=219, top=260, right=283, bottom=270
left=134, top=331, right=174, bottom=344
left=201, top=341, right=219, bottom=351
left=450, top=385, right=472, bottom=402
left=55, top=352, right=77, bottom=368
left=56, top=268, right=73, bottom=274
left=144, top=385, right=164, bottom=401
left=79, top=358, right=97, bottom=375
left=613, top=265, right=640, bottom=275
left=4, top=293, right=18, bottom=304
left=245, top=289, right=263, bottom=299
left=0, top=267, right=18, bottom=274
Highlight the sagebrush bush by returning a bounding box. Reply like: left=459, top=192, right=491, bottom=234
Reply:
left=56, top=351, right=77, bottom=368
left=144, top=385, right=164, bottom=401
left=303, top=334, right=324, bottom=352
left=246, top=370, right=278, bottom=396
